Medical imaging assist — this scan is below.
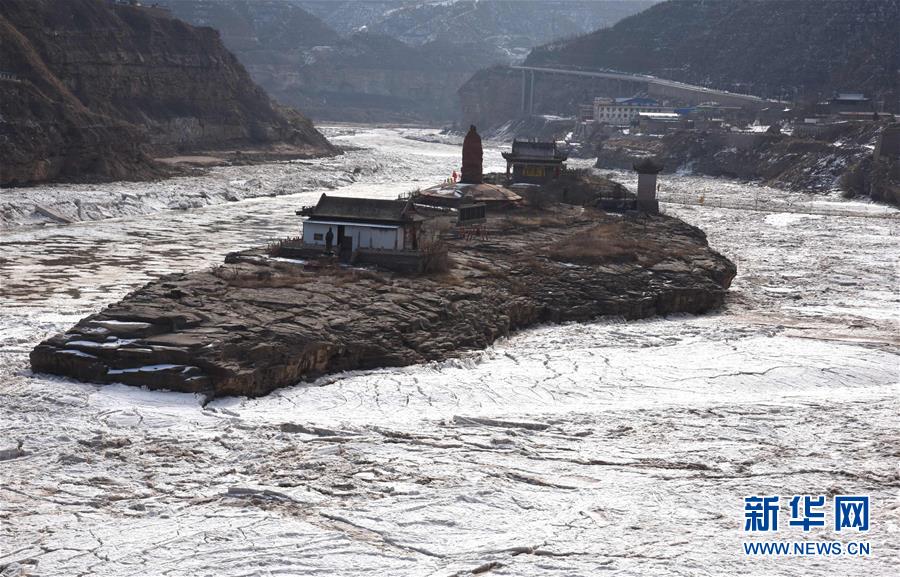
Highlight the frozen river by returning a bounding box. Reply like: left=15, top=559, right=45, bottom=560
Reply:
left=1, top=127, right=898, bottom=576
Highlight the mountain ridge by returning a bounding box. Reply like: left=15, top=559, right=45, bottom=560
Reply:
left=167, top=0, right=653, bottom=122
left=526, top=0, right=900, bottom=107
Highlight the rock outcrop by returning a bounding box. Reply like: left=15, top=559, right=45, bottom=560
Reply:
left=0, top=0, right=335, bottom=186
left=593, top=123, right=900, bottom=204
left=31, top=209, right=736, bottom=398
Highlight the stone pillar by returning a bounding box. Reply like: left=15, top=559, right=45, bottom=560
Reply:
left=633, top=157, right=663, bottom=214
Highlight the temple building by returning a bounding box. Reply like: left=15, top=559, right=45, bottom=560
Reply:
left=829, top=93, right=872, bottom=114
left=298, top=194, right=425, bottom=255
left=502, top=140, right=568, bottom=184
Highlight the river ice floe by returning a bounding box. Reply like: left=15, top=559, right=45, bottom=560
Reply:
left=1, top=127, right=898, bottom=576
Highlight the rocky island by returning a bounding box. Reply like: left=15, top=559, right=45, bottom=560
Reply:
left=30, top=202, right=735, bottom=398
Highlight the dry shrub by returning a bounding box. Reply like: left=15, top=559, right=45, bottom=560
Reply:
left=212, top=263, right=311, bottom=289
left=498, top=212, right=568, bottom=231
left=547, top=222, right=691, bottom=267
left=421, top=240, right=453, bottom=274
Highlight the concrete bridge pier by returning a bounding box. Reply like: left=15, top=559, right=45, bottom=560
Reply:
left=521, top=69, right=536, bottom=114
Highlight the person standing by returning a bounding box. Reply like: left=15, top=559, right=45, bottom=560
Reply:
left=325, top=227, right=334, bottom=252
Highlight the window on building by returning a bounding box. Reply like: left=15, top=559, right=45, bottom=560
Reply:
left=313, top=233, right=323, bottom=241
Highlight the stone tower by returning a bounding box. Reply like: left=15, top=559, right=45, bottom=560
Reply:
left=460, top=125, right=483, bottom=184
left=633, top=157, right=663, bottom=214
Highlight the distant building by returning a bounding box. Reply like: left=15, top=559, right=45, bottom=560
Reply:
left=829, top=93, right=872, bottom=114
left=577, top=104, right=594, bottom=122
left=593, top=97, right=673, bottom=127
left=637, top=112, right=688, bottom=134
left=298, top=194, right=425, bottom=255
left=689, top=101, right=746, bottom=123
left=693, top=117, right=725, bottom=131
left=502, top=140, right=568, bottom=184
left=756, top=106, right=794, bottom=126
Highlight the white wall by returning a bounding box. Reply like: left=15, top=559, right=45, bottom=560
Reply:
left=357, top=227, right=402, bottom=250
left=302, top=222, right=332, bottom=245
left=303, top=222, right=402, bottom=250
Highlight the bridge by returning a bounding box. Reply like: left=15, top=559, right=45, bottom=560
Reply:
left=512, top=65, right=777, bottom=113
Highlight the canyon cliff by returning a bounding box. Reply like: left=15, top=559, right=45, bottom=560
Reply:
left=0, top=0, right=334, bottom=186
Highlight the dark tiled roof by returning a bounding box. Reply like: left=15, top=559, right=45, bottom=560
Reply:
left=503, top=140, right=568, bottom=162
left=633, top=157, right=664, bottom=174
left=307, top=194, right=411, bottom=223
left=512, top=140, right=556, bottom=158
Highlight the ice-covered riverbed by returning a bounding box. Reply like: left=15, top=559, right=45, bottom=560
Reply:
left=1, top=128, right=898, bottom=576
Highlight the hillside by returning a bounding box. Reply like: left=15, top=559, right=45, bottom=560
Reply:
left=167, top=0, right=652, bottom=122
left=167, top=0, right=484, bottom=121
left=527, top=0, right=900, bottom=107
left=166, top=0, right=340, bottom=58
left=299, top=0, right=655, bottom=61
left=0, top=0, right=334, bottom=186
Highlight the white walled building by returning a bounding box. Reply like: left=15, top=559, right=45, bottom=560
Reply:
left=593, top=97, right=674, bottom=127
left=298, top=194, right=424, bottom=253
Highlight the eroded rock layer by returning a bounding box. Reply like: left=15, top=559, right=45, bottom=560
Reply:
left=0, top=0, right=334, bottom=186
left=30, top=211, right=736, bottom=398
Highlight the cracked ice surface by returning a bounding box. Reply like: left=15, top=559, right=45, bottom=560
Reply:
left=1, top=128, right=899, bottom=576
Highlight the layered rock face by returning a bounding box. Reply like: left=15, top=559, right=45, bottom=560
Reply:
left=31, top=210, right=736, bottom=398
left=0, top=13, right=153, bottom=184
left=593, top=123, right=900, bottom=204
left=0, top=0, right=334, bottom=186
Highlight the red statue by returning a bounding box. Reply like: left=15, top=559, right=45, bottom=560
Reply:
left=460, top=125, right=483, bottom=184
